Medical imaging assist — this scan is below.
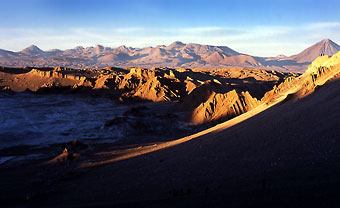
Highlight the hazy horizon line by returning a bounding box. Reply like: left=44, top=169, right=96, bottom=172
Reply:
left=0, top=22, right=339, bottom=57
left=1, top=37, right=337, bottom=59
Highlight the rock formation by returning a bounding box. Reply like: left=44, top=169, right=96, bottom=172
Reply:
left=177, top=80, right=259, bottom=124
left=190, top=89, right=259, bottom=124
left=0, top=65, right=295, bottom=124
left=262, top=51, right=340, bottom=104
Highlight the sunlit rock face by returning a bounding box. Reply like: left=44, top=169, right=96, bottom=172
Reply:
left=177, top=80, right=259, bottom=124
left=262, top=51, right=340, bottom=104
left=0, top=66, right=296, bottom=128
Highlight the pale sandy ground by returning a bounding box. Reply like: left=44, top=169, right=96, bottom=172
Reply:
left=1, top=72, right=339, bottom=207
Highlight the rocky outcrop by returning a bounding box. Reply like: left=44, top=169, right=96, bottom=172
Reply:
left=187, top=51, right=340, bottom=125
left=178, top=80, right=228, bottom=111
left=131, top=76, right=183, bottom=102
left=177, top=80, right=260, bottom=124
left=0, top=65, right=295, bottom=124
left=0, top=66, right=191, bottom=101
left=117, top=68, right=187, bottom=102
left=189, top=90, right=258, bottom=124
left=189, top=89, right=259, bottom=124
left=262, top=51, right=340, bottom=104
left=0, top=67, right=97, bottom=92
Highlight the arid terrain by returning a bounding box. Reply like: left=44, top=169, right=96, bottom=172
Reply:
left=0, top=65, right=297, bottom=125
left=1, top=39, right=339, bottom=72
left=2, top=0, right=340, bottom=206
left=1, top=48, right=340, bottom=207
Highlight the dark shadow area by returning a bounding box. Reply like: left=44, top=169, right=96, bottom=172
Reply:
left=0, top=66, right=40, bottom=74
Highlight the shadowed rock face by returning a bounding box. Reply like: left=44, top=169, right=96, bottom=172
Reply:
left=0, top=39, right=339, bottom=72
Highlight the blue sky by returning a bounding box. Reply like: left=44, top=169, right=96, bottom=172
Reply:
left=0, top=0, right=340, bottom=56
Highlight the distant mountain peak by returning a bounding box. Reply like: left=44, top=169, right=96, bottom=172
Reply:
left=1, top=39, right=340, bottom=72
left=74, top=46, right=84, bottom=50
left=321, top=38, right=331, bottom=43
left=319, top=38, right=337, bottom=45
left=20, top=45, right=45, bottom=55
left=169, top=41, right=185, bottom=47
left=319, top=38, right=337, bottom=47
left=117, top=45, right=132, bottom=52
left=275, top=54, right=287, bottom=59
left=290, top=39, right=340, bottom=63
left=118, top=45, right=128, bottom=49
left=94, top=45, right=105, bottom=54
left=47, top=49, right=63, bottom=53
left=23, top=45, right=42, bottom=51
left=320, top=39, right=338, bottom=50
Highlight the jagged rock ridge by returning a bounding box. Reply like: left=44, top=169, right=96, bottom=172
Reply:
left=262, top=51, right=340, bottom=105
left=0, top=66, right=295, bottom=124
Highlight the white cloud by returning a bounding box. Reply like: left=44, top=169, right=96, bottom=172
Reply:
left=112, top=27, right=144, bottom=33
left=305, top=22, right=340, bottom=30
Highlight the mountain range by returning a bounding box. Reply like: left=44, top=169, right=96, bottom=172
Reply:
left=0, top=39, right=339, bottom=72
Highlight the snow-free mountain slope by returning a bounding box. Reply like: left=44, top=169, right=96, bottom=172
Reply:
left=290, top=39, right=340, bottom=63
left=0, top=39, right=339, bottom=72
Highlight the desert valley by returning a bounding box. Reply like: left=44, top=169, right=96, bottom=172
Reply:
left=1, top=0, right=340, bottom=207
left=1, top=38, right=340, bottom=207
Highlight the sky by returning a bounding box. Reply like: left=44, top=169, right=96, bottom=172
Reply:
left=0, top=0, right=340, bottom=56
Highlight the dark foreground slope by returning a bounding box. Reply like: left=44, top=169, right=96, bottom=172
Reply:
left=2, top=56, right=340, bottom=207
